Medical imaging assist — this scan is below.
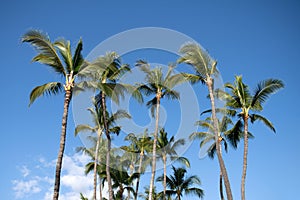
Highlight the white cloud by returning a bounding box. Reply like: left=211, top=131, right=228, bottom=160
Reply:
left=12, top=152, right=106, bottom=200
left=20, top=165, right=30, bottom=177
left=12, top=179, right=41, bottom=199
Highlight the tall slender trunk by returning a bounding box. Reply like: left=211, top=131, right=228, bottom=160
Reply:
left=219, top=171, right=224, bottom=200
left=101, top=92, right=114, bottom=200
left=241, top=115, right=249, bottom=200
left=53, top=89, right=72, bottom=200
left=99, top=175, right=103, bottom=200
left=149, top=95, right=161, bottom=200
left=207, top=77, right=233, bottom=200
left=135, top=151, right=144, bottom=200
left=163, top=155, right=167, bottom=199
left=219, top=144, right=225, bottom=200
left=93, top=130, right=102, bottom=200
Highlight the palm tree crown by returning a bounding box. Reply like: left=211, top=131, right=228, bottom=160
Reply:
left=136, top=60, right=185, bottom=200
left=156, top=166, right=204, bottom=200
left=221, top=75, right=284, bottom=200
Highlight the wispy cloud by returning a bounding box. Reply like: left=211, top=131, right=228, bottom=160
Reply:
left=11, top=152, right=104, bottom=200
left=12, top=179, right=41, bottom=199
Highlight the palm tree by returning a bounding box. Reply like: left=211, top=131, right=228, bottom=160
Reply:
left=101, top=154, right=139, bottom=200
left=22, top=30, right=90, bottom=200
left=190, top=115, right=244, bottom=200
left=80, top=52, right=135, bottom=199
left=222, top=75, right=284, bottom=200
left=156, top=128, right=190, bottom=199
left=139, top=186, right=164, bottom=200
left=156, top=166, right=204, bottom=200
left=178, top=42, right=233, bottom=200
left=75, top=97, right=106, bottom=200
left=135, top=60, right=185, bottom=200
left=121, top=130, right=153, bottom=200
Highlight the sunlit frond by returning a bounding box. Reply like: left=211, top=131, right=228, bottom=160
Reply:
left=29, top=82, right=63, bottom=106
left=54, top=39, right=72, bottom=73
left=22, top=30, right=65, bottom=75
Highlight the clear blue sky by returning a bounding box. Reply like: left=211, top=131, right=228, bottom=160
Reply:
left=1, top=0, right=300, bottom=199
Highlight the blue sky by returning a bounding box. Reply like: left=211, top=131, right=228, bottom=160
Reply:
left=1, top=0, right=300, bottom=199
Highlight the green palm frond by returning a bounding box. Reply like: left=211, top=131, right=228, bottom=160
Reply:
left=54, top=39, right=73, bottom=73
left=22, top=30, right=65, bottom=75
left=29, top=82, right=63, bottom=106
left=251, top=78, right=284, bottom=109
left=224, top=119, right=243, bottom=149
left=174, top=156, right=190, bottom=168
left=189, top=132, right=211, bottom=141
left=178, top=42, right=214, bottom=78
left=136, top=60, right=151, bottom=74
left=250, top=114, right=276, bottom=133
left=74, top=124, right=95, bottom=136
left=180, top=73, right=205, bottom=85
left=72, top=38, right=84, bottom=74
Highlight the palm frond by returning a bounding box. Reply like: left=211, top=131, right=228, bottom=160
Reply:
left=22, top=30, right=65, bottom=75
left=251, top=78, right=284, bottom=108
left=180, top=73, right=205, bottom=85
left=72, top=38, right=84, bottom=74
left=74, top=124, right=95, bottom=136
left=29, top=82, right=63, bottom=106
left=250, top=114, right=276, bottom=133
left=54, top=39, right=72, bottom=73
left=178, top=42, right=214, bottom=77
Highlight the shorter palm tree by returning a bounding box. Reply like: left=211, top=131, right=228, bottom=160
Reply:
left=156, top=166, right=204, bottom=200
left=221, top=75, right=284, bottom=200
left=190, top=115, right=245, bottom=200
left=121, top=130, right=153, bottom=200
left=139, top=186, right=164, bottom=200
left=157, top=128, right=190, bottom=199
left=136, top=60, right=185, bottom=199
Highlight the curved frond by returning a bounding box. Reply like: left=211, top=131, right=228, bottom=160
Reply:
left=250, top=114, right=276, bottom=133
left=251, top=78, right=284, bottom=108
left=22, top=30, right=65, bottom=75
left=74, top=124, right=95, bottom=136
left=178, top=42, right=215, bottom=77
left=54, top=39, right=72, bottom=73
left=29, top=82, right=63, bottom=106
left=72, top=38, right=84, bottom=74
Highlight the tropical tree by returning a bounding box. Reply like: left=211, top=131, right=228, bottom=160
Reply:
left=222, top=75, right=284, bottom=200
left=121, top=130, right=153, bottom=200
left=156, top=166, right=204, bottom=200
left=101, top=154, right=139, bottom=200
left=80, top=52, right=135, bottom=199
left=22, top=30, right=90, bottom=200
left=156, top=128, right=190, bottom=199
left=135, top=60, right=185, bottom=200
left=178, top=42, right=233, bottom=200
left=75, top=98, right=104, bottom=200
left=139, top=186, right=164, bottom=200
left=190, top=115, right=244, bottom=200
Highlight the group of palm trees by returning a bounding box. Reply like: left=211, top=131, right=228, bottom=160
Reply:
left=22, top=30, right=284, bottom=200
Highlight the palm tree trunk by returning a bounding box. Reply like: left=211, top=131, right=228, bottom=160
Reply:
left=53, top=89, right=72, bottom=200
left=149, top=95, right=161, bottom=200
left=135, top=151, right=144, bottom=200
left=241, top=115, right=249, bottom=200
left=163, top=155, right=167, bottom=200
left=93, top=130, right=101, bottom=200
left=101, top=92, right=114, bottom=200
left=99, top=175, right=103, bottom=200
left=219, top=171, right=224, bottom=200
left=206, top=77, right=233, bottom=200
